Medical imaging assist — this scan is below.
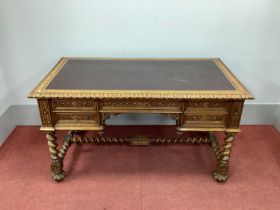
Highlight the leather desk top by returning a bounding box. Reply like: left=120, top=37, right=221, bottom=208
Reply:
left=29, top=58, right=253, bottom=99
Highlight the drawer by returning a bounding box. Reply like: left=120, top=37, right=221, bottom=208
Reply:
left=186, top=100, right=227, bottom=109
left=100, top=99, right=182, bottom=112
left=51, top=99, right=97, bottom=111
left=53, top=112, right=99, bottom=124
left=182, top=113, right=227, bottom=128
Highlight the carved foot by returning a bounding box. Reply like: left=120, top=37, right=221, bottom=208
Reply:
left=52, top=170, right=66, bottom=182
left=213, top=171, right=228, bottom=183
left=51, top=159, right=65, bottom=182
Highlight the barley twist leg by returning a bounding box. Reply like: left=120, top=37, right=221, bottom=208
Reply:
left=213, top=132, right=236, bottom=183
left=46, top=131, right=65, bottom=182
left=209, top=132, right=221, bottom=161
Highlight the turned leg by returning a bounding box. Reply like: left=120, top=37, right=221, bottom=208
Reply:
left=46, top=131, right=65, bottom=182
left=213, top=132, right=236, bottom=183
left=209, top=132, right=221, bottom=161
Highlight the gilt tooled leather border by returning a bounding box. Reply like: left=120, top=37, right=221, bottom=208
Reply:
left=28, top=58, right=254, bottom=99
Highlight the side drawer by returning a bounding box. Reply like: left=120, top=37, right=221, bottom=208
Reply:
left=182, top=113, right=228, bottom=128
left=181, top=100, right=230, bottom=129
left=51, top=111, right=103, bottom=131
left=53, top=112, right=99, bottom=124
left=51, top=99, right=97, bottom=111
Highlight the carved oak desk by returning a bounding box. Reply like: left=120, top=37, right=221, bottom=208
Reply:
left=28, top=58, right=253, bottom=182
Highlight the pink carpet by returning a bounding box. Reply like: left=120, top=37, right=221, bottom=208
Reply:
left=0, top=125, right=280, bottom=210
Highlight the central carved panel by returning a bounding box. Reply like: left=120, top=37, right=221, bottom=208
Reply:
left=100, top=99, right=183, bottom=113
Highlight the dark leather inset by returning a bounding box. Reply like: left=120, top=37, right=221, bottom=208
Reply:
left=46, top=59, right=235, bottom=91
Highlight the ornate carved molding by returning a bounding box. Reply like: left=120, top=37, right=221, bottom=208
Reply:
left=38, top=100, right=53, bottom=127
left=29, top=90, right=253, bottom=100
left=101, top=100, right=180, bottom=107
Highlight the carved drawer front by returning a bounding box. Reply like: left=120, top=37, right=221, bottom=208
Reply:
left=53, top=112, right=99, bottom=124
left=182, top=100, right=230, bottom=128
left=51, top=99, right=97, bottom=111
left=182, top=113, right=227, bottom=128
left=100, top=99, right=182, bottom=112
left=185, top=100, right=228, bottom=111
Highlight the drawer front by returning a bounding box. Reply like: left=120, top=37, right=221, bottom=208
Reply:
left=53, top=112, right=99, bottom=124
left=100, top=99, right=182, bottom=112
left=182, top=100, right=230, bottom=128
left=182, top=114, right=227, bottom=128
left=185, top=100, right=229, bottom=111
left=51, top=99, right=97, bottom=111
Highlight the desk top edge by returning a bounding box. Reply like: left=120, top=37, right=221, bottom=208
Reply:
left=28, top=57, right=254, bottom=100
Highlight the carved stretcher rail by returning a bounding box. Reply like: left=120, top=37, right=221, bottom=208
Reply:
left=70, top=135, right=210, bottom=145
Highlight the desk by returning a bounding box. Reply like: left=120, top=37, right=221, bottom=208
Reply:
left=29, top=58, right=253, bottom=182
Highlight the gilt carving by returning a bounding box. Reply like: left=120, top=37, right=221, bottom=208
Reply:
left=213, top=132, right=236, bottom=182
left=38, top=100, right=53, bottom=126
left=52, top=99, right=96, bottom=109
left=101, top=99, right=180, bottom=107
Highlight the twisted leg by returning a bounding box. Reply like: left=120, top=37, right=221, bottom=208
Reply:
left=213, top=132, right=236, bottom=183
left=209, top=132, right=221, bottom=161
left=46, top=131, right=65, bottom=182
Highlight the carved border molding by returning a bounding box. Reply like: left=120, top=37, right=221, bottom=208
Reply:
left=28, top=58, right=254, bottom=100
left=29, top=91, right=252, bottom=99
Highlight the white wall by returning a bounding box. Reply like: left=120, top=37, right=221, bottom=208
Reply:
left=0, top=62, right=9, bottom=115
left=0, top=0, right=280, bottom=106
left=275, top=106, right=280, bottom=131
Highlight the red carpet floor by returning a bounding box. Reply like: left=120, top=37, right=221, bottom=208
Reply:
left=0, top=125, right=280, bottom=210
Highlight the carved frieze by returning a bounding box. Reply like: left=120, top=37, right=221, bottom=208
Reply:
left=101, top=99, right=180, bottom=108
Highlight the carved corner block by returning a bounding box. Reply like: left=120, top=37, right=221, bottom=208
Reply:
left=38, top=99, right=54, bottom=127
left=228, top=100, right=244, bottom=128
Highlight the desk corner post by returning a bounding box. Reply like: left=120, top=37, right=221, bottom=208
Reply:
left=213, top=132, right=236, bottom=183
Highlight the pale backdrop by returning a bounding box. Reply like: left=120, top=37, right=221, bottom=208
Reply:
left=0, top=0, right=280, bottom=116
